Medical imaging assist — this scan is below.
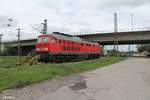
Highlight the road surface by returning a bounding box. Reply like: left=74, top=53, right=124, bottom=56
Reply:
left=0, top=58, right=150, bottom=100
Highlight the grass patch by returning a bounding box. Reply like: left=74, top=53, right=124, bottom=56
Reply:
left=0, top=56, right=26, bottom=68
left=0, top=56, right=127, bottom=92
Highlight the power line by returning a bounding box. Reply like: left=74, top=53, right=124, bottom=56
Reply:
left=31, top=24, right=43, bottom=33
left=31, top=19, right=48, bottom=34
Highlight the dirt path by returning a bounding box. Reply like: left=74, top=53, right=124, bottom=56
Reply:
left=0, top=58, right=150, bottom=100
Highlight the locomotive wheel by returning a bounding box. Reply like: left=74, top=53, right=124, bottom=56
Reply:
left=56, top=56, right=63, bottom=63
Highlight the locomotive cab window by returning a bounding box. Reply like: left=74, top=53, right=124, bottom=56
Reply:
left=37, top=37, right=42, bottom=42
left=43, top=37, right=49, bottom=42
left=37, top=37, right=49, bottom=43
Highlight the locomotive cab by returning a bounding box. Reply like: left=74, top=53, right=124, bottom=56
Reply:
left=36, top=35, right=56, bottom=52
left=35, top=35, right=57, bottom=62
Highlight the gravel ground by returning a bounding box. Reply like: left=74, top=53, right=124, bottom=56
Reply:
left=0, top=58, right=150, bottom=100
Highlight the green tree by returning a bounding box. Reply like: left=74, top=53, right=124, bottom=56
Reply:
left=145, top=45, right=150, bottom=53
left=1, top=46, right=17, bottom=56
left=137, top=44, right=150, bottom=53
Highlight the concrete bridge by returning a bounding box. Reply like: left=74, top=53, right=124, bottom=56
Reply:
left=76, top=30, right=150, bottom=45
left=3, top=30, right=150, bottom=55
left=3, top=39, right=36, bottom=55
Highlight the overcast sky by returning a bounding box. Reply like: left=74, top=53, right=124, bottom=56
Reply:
left=0, top=0, right=150, bottom=50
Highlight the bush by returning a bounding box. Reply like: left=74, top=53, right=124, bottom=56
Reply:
left=137, top=45, right=150, bottom=53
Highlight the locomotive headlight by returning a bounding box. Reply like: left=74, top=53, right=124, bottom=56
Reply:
left=36, top=48, right=40, bottom=50
left=43, top=48, right=48, bottom=50
left=36, top=47, right=48, bottom=51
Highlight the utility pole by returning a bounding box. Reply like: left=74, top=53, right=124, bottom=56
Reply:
left=114, top=13, right=118, bottom=54
left=131, top=14, right=133, bottom=31
left=42, top=19, right=47, bottom=34
left=129, top=14, right=134, bottom=56
left=0, top=34, right=3, bottom=53
left=17, top=28, right=21, bottom=56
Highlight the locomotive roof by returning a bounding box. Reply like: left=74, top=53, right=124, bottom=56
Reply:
left=48, top=32, right=98, bottom=45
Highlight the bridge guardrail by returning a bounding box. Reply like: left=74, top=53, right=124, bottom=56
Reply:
left=72, top=27, right=150, bottom=35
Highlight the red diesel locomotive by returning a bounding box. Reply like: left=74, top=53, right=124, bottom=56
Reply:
left=35, top=32, right=102, bottom=62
